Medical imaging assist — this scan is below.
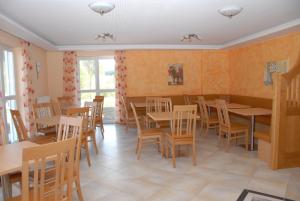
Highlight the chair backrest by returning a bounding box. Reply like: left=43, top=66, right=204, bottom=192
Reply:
left=32, top=102, right=54, bottom=119
left=146, top=97, right=157, bottom=113
left=56, top=116, right=83, bottom=174
left=93, top=98, right=104, bottom=122
left=52, top=100, right=62, bottom=116
left=21, top=138, right=76, bottom=201
left=0, top=113, right=7, bottom=145
left=84, top=101, right=97, bottom=130
left=10, top=109, right=28, bottom=141
left=154, top=97, right=173, bottom=112
left=171, top=105, right=197, bottom=138
left=216, top=99, right=231, bottom=129
left=94, top=96, right=104, bottom=101
left=184, top=95, right=191, bottom=105
left=36, top=96, right=51, bottom=103
left=66, top=107, right=89, bottom=134
left=197, top=96, right=209, bottom=121
left=57, top=96, right=73, bottom=109
left=130, top=103, right=141, bottom=135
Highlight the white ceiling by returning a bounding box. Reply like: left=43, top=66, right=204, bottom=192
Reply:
left=0, top=0, right=300, bottom=50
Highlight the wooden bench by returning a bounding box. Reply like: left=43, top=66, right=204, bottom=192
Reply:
left=255, top=131, right=271, bottom=165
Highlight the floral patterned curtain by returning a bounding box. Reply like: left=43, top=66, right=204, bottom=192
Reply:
left=21, top=40, right=35, bottom=132
left=62, top=51, right=80, bottom=105
left=115, top=50, right=127, bottom=123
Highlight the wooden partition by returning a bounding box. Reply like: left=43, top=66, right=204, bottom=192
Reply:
left=271, top=62, right=300, bottom=169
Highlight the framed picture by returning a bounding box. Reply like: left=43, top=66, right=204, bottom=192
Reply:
left=237, top=189, right=294, bottom=201
left=168, top=64, right=183, bottom=85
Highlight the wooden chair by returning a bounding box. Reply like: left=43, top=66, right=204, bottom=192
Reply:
left=57, top=96, right=74, bottom=114
left=216, top=99, right=249, bottom=151
left=66, top=107, right=93, bottom=166
left=93, top=98, right=104, bottom=138
left=153, top=97, right=172, bottom=128
left=131, top=103, right=164, bottom=160
left=198, top=96, right=219, bottom=135
left=145, top=97, right=158, bottom=128
left=32, top=102, right=56, bottom=134
left=0, top=113, right=22, bottom=196
left=166, top=105, right=197, bottom=168
left=56, top=116, right=84, bottom=201
left=121, top=96, right=136, bottom=131
left=183, top=95, right=191, bottom=105
left=94, top=95, right=104, bottom=101
left=10, top=110, right=55, bottom=144
left=7, top=138, right=76, bottom=201
left=52, top=100, right=62, bottom=116
left=84, top=101, right=99, bottom=153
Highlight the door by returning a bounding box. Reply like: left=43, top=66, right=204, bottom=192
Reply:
left=0, top=46, right=17, bottom=142
left=78, top=57, right=116, bottom=123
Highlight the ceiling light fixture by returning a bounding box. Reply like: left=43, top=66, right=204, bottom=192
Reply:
left=89, top=1, right=115, bottom=15
left=218, top=5, right=243, bottom=18
left=181, top=34, right=202, bottom=42
left=95, top=33, right=115, bottom=41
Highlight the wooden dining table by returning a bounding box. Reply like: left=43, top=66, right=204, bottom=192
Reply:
left=0, top=141, right=39, bottom=200
left=228, top=108, right=272, bottom=151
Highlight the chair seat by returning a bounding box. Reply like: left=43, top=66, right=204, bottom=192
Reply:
left=222, top=122, right=248, bottom=132
left=208, top=116, right=219, bottom=124
left=28, top=133, right=56, bottom=144
left=140, top=128, right=164, bottom=137
left=7, top=187, right=65, bottom=201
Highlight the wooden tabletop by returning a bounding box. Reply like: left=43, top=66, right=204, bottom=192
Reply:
left=133, top=102, right=146, bottom=108
left=147, top=112, right=200, bottom=121
left=35, top=115, right=60, bottom=127
left=228, top=108, right=272, bottom=116
left=0, top=141, right=39, bottom=176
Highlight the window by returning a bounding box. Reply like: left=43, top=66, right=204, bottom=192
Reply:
left=78, top=57, right=116, bottom=123
left=0, top=46, right=17, bottom=143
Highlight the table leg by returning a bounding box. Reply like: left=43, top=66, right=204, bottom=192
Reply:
left=250, top=116, right=256, bottom=151
left=1, top=175, right=12, bottom=201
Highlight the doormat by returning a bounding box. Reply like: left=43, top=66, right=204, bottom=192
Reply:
left=237, top=189, right=294, bottom=201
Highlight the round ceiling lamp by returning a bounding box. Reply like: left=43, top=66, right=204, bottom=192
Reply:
left=218, top=5, right=243, bottom=18
left=89, top=1, right=115, bottom=15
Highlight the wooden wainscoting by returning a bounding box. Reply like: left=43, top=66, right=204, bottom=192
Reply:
left=271, top=62, right=300, bottom=169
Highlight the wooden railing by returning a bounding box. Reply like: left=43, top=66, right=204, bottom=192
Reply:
left=271, top=59, right=300, bottom=169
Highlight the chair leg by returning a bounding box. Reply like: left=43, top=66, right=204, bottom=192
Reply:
left=245, top=130, right=249, bottom=151
left=75, top=176, right=84, bottom=201
left=137, top=139, right=143, bottom=160
left=160, top=135, right=165, bottom=158
left=135, top=138, right=140, bottom=154
left=172, top=142, right=176, bottom=168
left=166, top=141, right=169, bottom=158
left=100, top=123, right=104, bottom=137
left=218, top=130, right=222, bottom=147
left=192, top=142, right=196, bottom=166
left=92, top=133, right=99, bottom=154
left=157, top=138, right=160, bottom=153
left=205, top=123, right=209, bottom=136
left=84, top=141, right=91, bottom=167
left=226, top=133, right=231, bottom=152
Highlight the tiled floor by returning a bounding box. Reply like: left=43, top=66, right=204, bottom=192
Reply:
left=2, top=124, right=300, bottom=201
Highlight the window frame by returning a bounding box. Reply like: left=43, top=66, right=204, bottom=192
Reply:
left=77, top=56, right=116, bottom=100
left=0, top=44, right=18, bottom=142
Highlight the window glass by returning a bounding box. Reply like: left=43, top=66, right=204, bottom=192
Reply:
left=99, top=59, right=115, bottom=90
left=79, top=60, right=96, bottom=90
left=3, top=51, right=15, bottom=96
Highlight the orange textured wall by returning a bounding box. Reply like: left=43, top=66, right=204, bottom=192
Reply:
left=126, top=50, right=229, bottom=96
left=229, top=31, right=300, bottom=98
